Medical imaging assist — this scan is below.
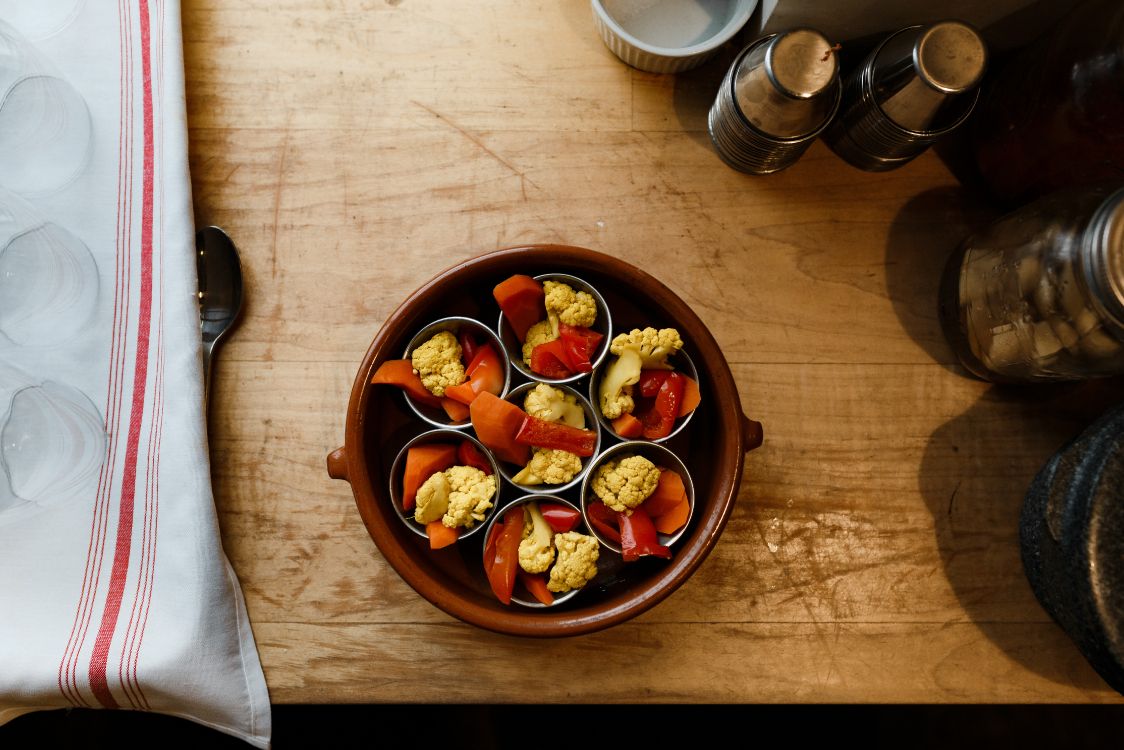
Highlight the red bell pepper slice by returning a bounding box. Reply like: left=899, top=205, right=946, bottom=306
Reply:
left=639, top=371, right=685, bottom=440
left=458, top=329, right=479, bottom=365
left=518, top=571, right=554, bottom=606
left=483, top=521, right=502, bottom=575
left=640, top=370, right=701, bottom=416
left=494, top=274, right=545, bottom=342
left=619, top=506, right=672, bottom=562
left=445, top=343, right=505, bottom=405
left=487, top=505, right=525, bottom=605
left=586, top=501, right=621, bottom=544
left=528, top=339, right=573, bottom=378
left=514, top=415, right=597, bottom=457
left=557, top=323, right=603, bottom=374
left=456, top=440, right=493, bottom=475
left=466, top=343, right=504, bottom=396
left=539, top=502, right=581, bottom=534
left=638, top=369, right=671, bottom=398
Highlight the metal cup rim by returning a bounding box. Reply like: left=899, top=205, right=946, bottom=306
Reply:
left=497, top=272, right=613, bottom=385
left=580, top=440, right=696, bottom=555
left=589, top=347, right=698, bottom=444
left=496, top=381, right=602, bottom=494
left=481, top=494, right=594, bottom=609
left=388, top=428, right=503, bottom=543
left=401, top=316, right=512, bottom=430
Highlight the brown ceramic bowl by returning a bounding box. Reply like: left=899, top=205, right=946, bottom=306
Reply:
left=326, top=245, right=763, bottom=637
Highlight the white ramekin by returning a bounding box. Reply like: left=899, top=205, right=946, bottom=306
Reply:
left=591, top=0, right=758, bottom=74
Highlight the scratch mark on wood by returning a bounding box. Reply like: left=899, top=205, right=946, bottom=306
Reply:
left=410, top=99, right=539, bottom=196
left=271, top=125, right=291, bottom=280
left=947, top=479, right=962, bottom=518
left=750, top=516, right=841, bottom=684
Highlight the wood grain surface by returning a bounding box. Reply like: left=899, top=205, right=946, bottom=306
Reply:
left=184, top=0, right=1124, bottom=702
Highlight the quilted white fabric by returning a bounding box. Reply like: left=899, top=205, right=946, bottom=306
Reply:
left=0, top=3, right=270, bottom=746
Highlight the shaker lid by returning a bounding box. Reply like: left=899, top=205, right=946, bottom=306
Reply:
left=869, top=21, right=987, bottom=134
left=914, top=21, right=987, bottom=94
left=767, top=28, right=838, bottom=99
left=733, top=28, right=840, bottom=139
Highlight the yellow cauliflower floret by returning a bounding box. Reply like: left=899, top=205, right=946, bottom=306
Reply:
left=510, top=448, right=583, bottom=486
left=413, top=471, right=450, bottom=525
left=411, top=331, right=464, bottom=397
left=521, top=319, right=556, bottom=368
left=609, top=327, right=683, bottom=369
left=518, top=502, right=555, bottom=574
left=523, top=383, right=585, bottom=428
left=599, top=327, right=683, bottom=419
left=591, top=454, right=660, bottom=512
left=441, top=465, right=497, bottom=529
left=547, top=532, right=599, bottom=593
left=543, top=280, right=597, bottom=335
left=598, top=346, right=639, bottom=419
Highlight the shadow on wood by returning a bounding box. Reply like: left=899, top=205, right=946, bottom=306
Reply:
left=918, top=379, right=1124, bottom=689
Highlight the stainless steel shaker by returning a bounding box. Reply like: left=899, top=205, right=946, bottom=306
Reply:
left=823, top=21, right=987, bottom=171
left=708, top=28, right=841, bottom=175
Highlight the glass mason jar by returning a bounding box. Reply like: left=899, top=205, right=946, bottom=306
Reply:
left=939, top=185, right=1124, bottom=382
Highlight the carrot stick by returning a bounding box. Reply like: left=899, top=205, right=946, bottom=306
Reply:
left=652, top=497, right=689, bottom=535
left=678, top=374, right=701, bottom=417
left=426, top=521, right=459, bottom=549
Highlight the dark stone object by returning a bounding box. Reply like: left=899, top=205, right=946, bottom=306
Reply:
left=1021, top=401, right=1124, bottom=694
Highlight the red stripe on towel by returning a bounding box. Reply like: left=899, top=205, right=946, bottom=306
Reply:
left=88, top=0, right=156, bottom=710
left=126, top=1, right=167, bottom=708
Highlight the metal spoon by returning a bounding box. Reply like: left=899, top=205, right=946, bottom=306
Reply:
left=196, top=226, right=243, bottom=398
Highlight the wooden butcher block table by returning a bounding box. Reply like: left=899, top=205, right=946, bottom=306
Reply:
left=183, top=0, right=1124, bottom=703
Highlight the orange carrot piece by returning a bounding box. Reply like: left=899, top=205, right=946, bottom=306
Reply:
left=493, top=274, right=545, bottom=342
left=652, top=497, right=689, bottom=536
left=426, top=521, right=459, bottom=549
left=441, top=397, right=470, bottom=422
left=443, top=381, right=476, bottom=405
left=371, top=360, right=441, bottom=406
left=518, top=571, right=554, bottom=606
left=643, top=468, right=688, bottom=518
left=402, top=444, right=457, bottom=511
left=611, top=413, right=643, bottom=438
left=469, top=392, right=530, bottom=466
left=678, top=374, right=701, bottom=417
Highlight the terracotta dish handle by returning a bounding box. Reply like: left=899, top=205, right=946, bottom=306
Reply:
left=742, top=415, right=764, bottom=452
left=326, top=447, right=350, bottom=482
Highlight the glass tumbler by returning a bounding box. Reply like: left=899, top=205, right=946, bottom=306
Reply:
left=0, top=363, right=106, bottom=517
left=0, top=18, right=92, bottom=195
left=0, top=187, right=99, bottom=347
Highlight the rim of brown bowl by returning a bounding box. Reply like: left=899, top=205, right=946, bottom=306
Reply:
left=326, top=244, right=764, bottom=638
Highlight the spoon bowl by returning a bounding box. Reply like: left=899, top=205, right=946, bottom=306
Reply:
left=196, top=226, right=244, bottom=395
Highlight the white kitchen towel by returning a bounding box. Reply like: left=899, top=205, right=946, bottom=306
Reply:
left=0, top=3, right=270, bottom=746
